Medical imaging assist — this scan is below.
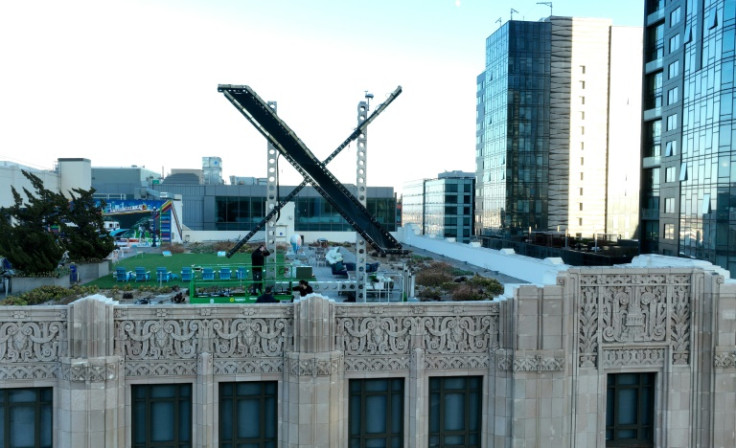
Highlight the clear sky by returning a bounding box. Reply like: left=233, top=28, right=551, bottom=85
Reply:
left=0, top=0, right=643, bottom=195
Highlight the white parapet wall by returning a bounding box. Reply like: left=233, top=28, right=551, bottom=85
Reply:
left=396, top=225, right=570, bottom=285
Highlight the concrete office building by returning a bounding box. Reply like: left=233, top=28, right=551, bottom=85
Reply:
left=475, top=17, right=642, bottom=241
left=640, top=0, right=736, bottom=277
left=402, top=171, right=475, bottom=243
left=0, top=158, right=91, bottom=208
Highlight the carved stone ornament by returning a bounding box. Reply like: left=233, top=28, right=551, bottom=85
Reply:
left=60, top=359, right=119, bottom=382
left=492, top=349, right=563, bottom=372
left=344, top=355, right=410, bottom=372
left=125, top=360, right=198, bottom=377
left=602, top=347, right=666, bottom=368
left=286, top=356, right=342, bottom=377
left=0, top=363, right=58, bottom=380
left=577, top=273, right=692, bottom=368
left=0, top=319, right=66, bottom=364
left=714, top=351, right=736, bottom=368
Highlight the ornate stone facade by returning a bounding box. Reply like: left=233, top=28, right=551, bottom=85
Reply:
left=0, top=266, right=734, bottom=447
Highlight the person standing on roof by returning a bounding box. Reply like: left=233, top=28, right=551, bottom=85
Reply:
left=251, top=244, right=271, bottom=294
left=256, top=286, right=278, bottom=303
left=292, top=279, right=314, bottom=297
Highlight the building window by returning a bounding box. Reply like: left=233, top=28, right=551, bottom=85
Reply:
left=580, top=65, right=586, bottom=74
left=580, top=96, right=585, bottom=105
left=664, top=197, right=675, bottom=213
left=665, top=166, right=676, bottom=182
left=219, top=381, right=277, bottom=447
left=666, top=114, right=678, bottom=131
left=668, top=60, right=679, bottom=79
left=349, top=378, right=404, bottom=447
left=606, top=373, right=655, bottom=447
left=429, top=376, right=482, bottom=448
left=580, top=157, right=584, bottom=166
left=665, top=141, right=677, bottom=157
left=579, top=217, right=583, bottom=226
left=664, top=223, right=675, bottom=239
left=132, top=384, right=191, bottom=448
left=0, top=387, right=52, bottom=448
left=580, top=80, right=586, bottom=89
left=679, top=162, right=688, bottom=181
left=669, top=34, right=680, bottom=53
left=580, top=188, right=584, bottom=196
left=667, top=87, right=679, bottom=105
left=670, top=7, right=681, bottom=25
left=579, top=203, right=583, bottom=211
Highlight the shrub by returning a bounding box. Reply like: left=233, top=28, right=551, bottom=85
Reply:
left=467, top=274, right=504, bottom=298
left=0, top=284, right=100, bottom=306
left=415, top=261, right=453, bottom=287
left=160, top=243, right=186, bottom=254
left=417, top=286, right=443, bottom=301
left=451, top=284, right=484, bottom=301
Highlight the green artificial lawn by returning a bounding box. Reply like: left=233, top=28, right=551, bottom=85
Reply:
left=84, top=251, right=288, bottom=290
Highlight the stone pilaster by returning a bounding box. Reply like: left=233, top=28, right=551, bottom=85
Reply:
left=283, top=295, right=345, bottom=447
left=193, top=352, right=215, bottom=447
left=57, top=295, right=123, bottom=448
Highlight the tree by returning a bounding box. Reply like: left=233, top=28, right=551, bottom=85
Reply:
left=0, top=170, right=114, bottom=274
left=0, top=171, right=67, bottom=274
left=62, top=188, right=116, bottom=261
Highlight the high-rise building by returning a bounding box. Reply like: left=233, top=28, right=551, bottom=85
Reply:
left=640, top=0, right=736, bottom=276
left=401, top=171, right=475, bottom=243
left=475, top=17, right=642, bottom=242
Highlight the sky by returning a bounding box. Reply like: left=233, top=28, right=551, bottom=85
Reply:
left=0, top=0, right=644, bottom=195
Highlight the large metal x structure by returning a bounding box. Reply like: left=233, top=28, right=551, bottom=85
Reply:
left=218, top=84, right=404, bottom=257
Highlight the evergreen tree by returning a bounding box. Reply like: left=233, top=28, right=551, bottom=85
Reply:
left=62, top=188, right=116, bottom=261
left=0, top=170, right=115, bottom=274
left=0, top=171, right=67, bottom=274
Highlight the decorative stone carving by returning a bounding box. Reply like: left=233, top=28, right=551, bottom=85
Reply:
left=577, top=273, right=693, bottom=368
left=344, top=355, right=410, bottom=372
left=60, top=359, right=119, bottom=382
left=422, top=315, right=496, bottom=354
left=286, top=356, right=342, bottom=377
left=125, top=360, right=198, bottom=377
left=340, top=316, right=412, bottom=356
left=212, top=318, right=288, bottom=358
left=115, top=316, right=289, bottom=360
left=578, top=286, right=598, bottom=368
left=714, top=350, right=736, bottom=368
left=0, top=363, right=58, bottom=380
left=215, top=358, right=284, bottom=375
left=492, top=349, right=563, bottom=372
left=670, top=282, right=691, bottom=365
left=425, top=355, right=490, bottom=370
left=602, top=347, right=666, bottom=367
left=0, top=319, right=66, bottom=363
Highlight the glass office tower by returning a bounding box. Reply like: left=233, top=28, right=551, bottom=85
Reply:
left=476, top=18, right=642, bottom=242
left=476, top=20, right=551, bottom=238
left=641, top=0, right=736, bottom=275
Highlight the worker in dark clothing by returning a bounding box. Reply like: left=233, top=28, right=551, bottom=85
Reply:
left=251, top=244, right=271, bottom=294
left=292, top=279, right=314, bottom=297
left=256, top=286, right=278, bottom=303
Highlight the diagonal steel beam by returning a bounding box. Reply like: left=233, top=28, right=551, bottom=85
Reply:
left=223, top=86, right=402, bottom=258
left=218, top=84, right=404, bottom=255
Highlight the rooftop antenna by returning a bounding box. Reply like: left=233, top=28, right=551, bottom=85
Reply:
left=495, top=17, right=502, bottom=28
left=510, top=8, right=519, bottom=20
left=537, top=2, right=553, bottom=17
left=364, top=90, right=374, bottom=111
